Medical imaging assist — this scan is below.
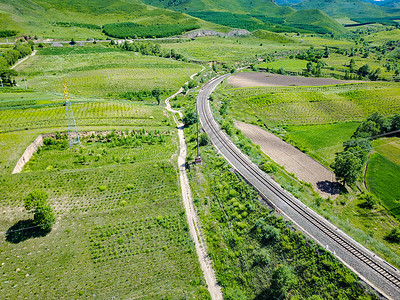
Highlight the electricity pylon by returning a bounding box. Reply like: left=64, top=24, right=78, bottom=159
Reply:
left=63, top=78, right=81, bottom=147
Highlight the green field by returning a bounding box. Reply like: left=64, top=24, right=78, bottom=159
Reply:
left=284, top=122, right=360, bottom=166
left=160, top=35, right=306, bottom=63
left=0, top=0, right=220, bottom=41
left=373, top=137, right=400, bottom=165
left=0, top=133, right=208, bottom=299
left=366, top=153, right=400, bottom=220
left=257, top=59, right=308, bottom=72
left=14, top=45, right=202, bottom=99
left=220, top=82, right=400, bottom=127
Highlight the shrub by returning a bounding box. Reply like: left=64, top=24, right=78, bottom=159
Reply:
left=385, top=227, right=400, bottom=243
left=24, top=190, right=55, bottom=231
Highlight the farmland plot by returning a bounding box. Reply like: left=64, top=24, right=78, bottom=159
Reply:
left=0, top=134, right=209, bottom=299
left=14, top=46, right=202, bottom=99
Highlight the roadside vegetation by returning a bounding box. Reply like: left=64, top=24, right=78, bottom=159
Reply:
left=1, top=0, right=400, bottom=298
left=208, top=78, right=400, bottom=270
left=182, top=108, right=378, bottom=299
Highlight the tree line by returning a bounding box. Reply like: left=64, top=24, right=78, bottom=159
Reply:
left=331, top=113, right=400, bottom=186
left=0, top=41, right=34, bottom=86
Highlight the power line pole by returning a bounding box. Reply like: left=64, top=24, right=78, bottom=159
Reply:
left=195, top=104, right=202, bottom=165
left=63, top=78, right=81, bottom=148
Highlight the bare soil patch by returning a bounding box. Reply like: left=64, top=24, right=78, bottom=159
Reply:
left=235, top=121, right=340, bottom=198
left=228, top=72, right=361, bottom=87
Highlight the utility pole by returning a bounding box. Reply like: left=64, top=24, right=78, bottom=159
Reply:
left=24, top=76, right=27, bottom=89
left=195, top=104, right=202, bottom=165
left=63, top=78, right=81, bottom=148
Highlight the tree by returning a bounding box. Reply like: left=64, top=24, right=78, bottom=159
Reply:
left=352, top=120, right=380, bottom=138
left=24, top=190, right=55, bottom=231
left=359, top=192, right=377, bottom=209
left=151, top=88, right=161, bottom=105
left=357, top=64, right=370, bottom=78
left=391, top=114, right=400, bottom=131
left=199, top=133, right=209, bottom=146
left=323, top=46, right=329, bottom=58
left=270, top=265, right=297, bottom=299
left=386, top=227, right=400, bottom=243
left=331, top=147, right=364, bottom=186
left=70, top=38, right=76, bottom=45
left=349, top=58, right=355, bottom=73
left=182, top=108, right=197, bottom=126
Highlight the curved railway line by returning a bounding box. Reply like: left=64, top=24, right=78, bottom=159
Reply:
left=197, top=74, right=400, bottom=299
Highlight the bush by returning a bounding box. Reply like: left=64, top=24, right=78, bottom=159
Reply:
left=385, top=227, right=400, bottom=243
left=24, top=190, right=55, bottom=231
left=199, top=133, right=209, bottom=146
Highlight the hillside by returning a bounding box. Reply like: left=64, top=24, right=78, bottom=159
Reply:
left=142, top=0, right=295, bottom=15
left=285, top=9, right=346, bottom=34
left=294, top=0, right=388, bottom=18
left=143, top=0, right=347, bottom=34
left=0, top=0, right=221, bottom=39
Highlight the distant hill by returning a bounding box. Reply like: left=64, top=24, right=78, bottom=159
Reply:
left=362, top=0, right=400, bottom=7
left=141, top=0, right=295, bottom=15
left=0, top=0, right=217, bottom=39
left=294, top=0, right=387, bottom=18
left=143, top=0, right=348, bottom=34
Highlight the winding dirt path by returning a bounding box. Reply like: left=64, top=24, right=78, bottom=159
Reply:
left=165, top=78, right=223, bottom=300
left=11, top=50, right=37, bottom=70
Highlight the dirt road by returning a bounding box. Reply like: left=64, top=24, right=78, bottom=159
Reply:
left=11, top=50, right=37, bottom=70
left=165, top=81, right=223, bottom=300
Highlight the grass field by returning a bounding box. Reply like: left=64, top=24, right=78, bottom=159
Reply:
left=257, top=59, right=308, bottom=72
left=220, top=82, right=400, bottom=127
left=0, top=134, right=209, bottom=299
left=161, top=35, right=307, bottom=63
left=373, top=137, right=400, bottom=165
left=15, top=45, right=202, bottom=99
left=366, top=153, right=400, bottom=220
left=284, top=122, right=360, bottom=166
left=0, top=0, right=222, bottom=41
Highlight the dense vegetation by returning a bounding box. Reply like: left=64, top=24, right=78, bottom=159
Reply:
left=103, top=22, right=200, bottom=39
left=332, top=113, right=399, bottom=186
left=189, top=12, right=321, bottom=34
left=184, top=124, right=377, bottom=299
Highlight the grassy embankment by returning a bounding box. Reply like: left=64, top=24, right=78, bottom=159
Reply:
left=209, top=79, right=400, bottom=268
left=178, top=97, right=379, bottom=299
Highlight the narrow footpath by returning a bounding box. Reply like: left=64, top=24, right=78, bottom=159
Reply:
left=165, top=81, right=223, bottom=300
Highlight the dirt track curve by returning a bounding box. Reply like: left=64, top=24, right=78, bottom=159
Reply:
left=165, top=77, right=223, bottom=300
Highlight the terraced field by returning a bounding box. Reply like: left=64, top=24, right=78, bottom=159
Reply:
left=221, top=80, right=400, bottom=126
left=14, top=45, right=202, bottom=99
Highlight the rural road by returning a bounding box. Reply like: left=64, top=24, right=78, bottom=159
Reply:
left=165, top=79, right=223, bottom=300
left=197, top=74, right=400, bottom=300
left=11, top=50, right=36, bottom=70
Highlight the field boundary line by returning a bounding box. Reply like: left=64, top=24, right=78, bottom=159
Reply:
left=165, top=74, right=223, bottom=300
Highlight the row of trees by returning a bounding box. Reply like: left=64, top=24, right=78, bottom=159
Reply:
left=103, top=22, right=199, bottom=39
left=0, top=41, right=34, bottom=86
left=119, top=40, right=185, bottom=61
left=331, top=113, right=400, bottom=186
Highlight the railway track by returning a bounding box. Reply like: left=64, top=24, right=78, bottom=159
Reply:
left=197, top=74, right=400, bottom=299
